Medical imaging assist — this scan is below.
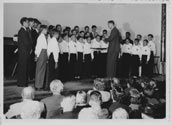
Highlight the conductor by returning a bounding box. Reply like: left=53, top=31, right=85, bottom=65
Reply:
left=104, top=20, right=121, bottom=78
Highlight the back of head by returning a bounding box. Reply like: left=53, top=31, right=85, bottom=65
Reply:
left=76, top=91, right=87, bottom=104
left=61, top=94, right=76, bottom=112
left=89, top=90, right=102, bottom=106
left=50, top=79, right=64, bottom=95
left=112, top=108, right=129, bottom=119
left=21, top=86, right=35, bottom=100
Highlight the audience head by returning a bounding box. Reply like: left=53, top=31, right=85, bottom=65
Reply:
left=143, top=39, right=148, bottom=46
left=112, top=108, right=129, bottom=119
left=20, top=17, right=29, bottom=27
left=148, top=34, right=154, bottom=41
left=76, top=91, right=87, bottom=104
left=91, top=25, right=97, bottom=32
left=50, top=79, right=64, bottom=95
left=20, top=102, right=44, bottom=119
left=61, top=93, right=76, bottom=112
left=108, top=20, right=115, bottom=29
left=21, top=86, right=35, bottom=100
left=88, top=90, right=102, bottom=107
left=40, top=25, right=48, bottom=34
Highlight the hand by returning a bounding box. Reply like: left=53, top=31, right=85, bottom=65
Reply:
left=55, top=62, right=58, bottom=69
left=30, top=49, right=32, bottom=54
left=34, top=56, right=38, bottom=61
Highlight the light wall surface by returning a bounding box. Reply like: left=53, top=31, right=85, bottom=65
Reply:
left=4, top=3, right=161, bottom=57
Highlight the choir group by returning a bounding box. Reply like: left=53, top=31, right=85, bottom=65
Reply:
left=17, top=17, right=156, bottom=91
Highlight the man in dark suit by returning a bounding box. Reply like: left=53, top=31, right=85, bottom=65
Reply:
left=17, top=17, right=32, bottom=87
left=104, top=20, right=122, bottom=78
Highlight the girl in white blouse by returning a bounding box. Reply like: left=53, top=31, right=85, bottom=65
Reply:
left=141, top=39, right=151, bottom=76
left=46, top=29, right=60, bottom=90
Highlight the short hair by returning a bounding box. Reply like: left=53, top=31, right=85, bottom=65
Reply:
left=74, top=25, right=79, bottom=29
left=92, top=25, right=97, bottom=29
left=148, top=34, right=154, bottom=38
left=40, top=25, right=48, bottom=32
left=79, top=31, right=84, bottom=34
left=112, top=108, right=129, bottom=119
left=50, top=80, right=63, bottom=94
left=84, top=26, right=89, bottom=29
left=126, top=32, right=131, bottom=36
left=62, top=33, right=68, bottom=39
left=76, top=91, right=87, bottom=104
left=143, top=39, right=149, bottom=43
left=103, top=29, right=107, bottom=33
left=21, top=86, right=35, bottom=100
left=20, top=17, right=28, bottom=25
left=33, top=18, right=41, bottom=24
left=134, top=38, right=139, bottom=42
left=95, top=34, right=100, bottom=38
left=28, top=18, right=34, bottom=22
left=65, top=26, right=71, bottom=31
left=77, top=35, right=83, bottom=40
left=137, top=34, right=142, bottom=38
left=108, top=20, right=115, bottom=25
left=61, top=94, right=76, bottom=112
left=56, top=24, right=61, bottom=28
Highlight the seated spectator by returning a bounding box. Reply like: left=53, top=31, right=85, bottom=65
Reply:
left=5, top=86, right=44, bottom=119
left=51, top=93, right=76, bottom=119
left=87, top=79, right=111, bottom=103
left=112, top=108, right=129, bottom=119
left=129, top=88, right=141, bottom=110
left=78, top=90, right=109, bottom=119
left=74, top=91, right=90, bottom=115
left=41, top=80, right=64, bottom=118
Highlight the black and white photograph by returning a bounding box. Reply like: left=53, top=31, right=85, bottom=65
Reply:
left=1, top=0, right=172, bottom=123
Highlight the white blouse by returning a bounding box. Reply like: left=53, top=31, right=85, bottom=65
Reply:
left=35, top=33, right=47, bottom=57
left=47, top=37, right=60, bottom=63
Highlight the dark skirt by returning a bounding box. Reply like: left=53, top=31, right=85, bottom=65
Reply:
left=99, top=53, right=107, bottom=77
left=131, top=55, right=140, bottom=76
left=60, top=53, right=69, bottom=82
left=83, top=54, right=92, bottom=78
left=76, top=52, right=83, bottom=78
left=69, top=54, right=77, bottom=80
left=141, top=55, right=149, bottom=76
left=121, top=53, right=131, bottom=78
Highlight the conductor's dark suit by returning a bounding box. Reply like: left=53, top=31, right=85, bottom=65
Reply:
left=17, top=27, right=32, bottom=86
left=104, top=27, right=121, bottom=78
